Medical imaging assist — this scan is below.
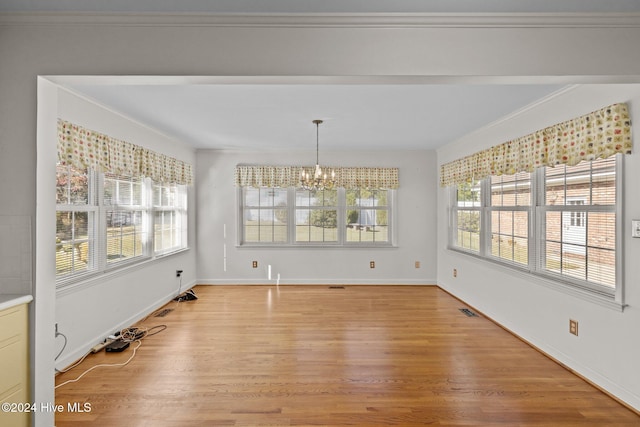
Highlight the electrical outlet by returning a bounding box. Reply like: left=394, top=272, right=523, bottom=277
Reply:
left=370, top=261, right=375, bottom=269
left=453, top=268, right=457, bottom=278
left=252, top=261, right=258, bottom=268
left=176, top=270, right=183, bottom=277
left=415, top=261, right=420, bottom=268
left=569, top=319, right=579, bottom=336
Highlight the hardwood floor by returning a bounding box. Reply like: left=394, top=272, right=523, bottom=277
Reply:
left=55, top=285, right=639, bottom=426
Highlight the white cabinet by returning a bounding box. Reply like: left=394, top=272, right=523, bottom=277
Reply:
left=0, top=302, right=29, bottom=427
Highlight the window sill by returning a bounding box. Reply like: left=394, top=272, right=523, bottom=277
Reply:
left=237, top=243, right=397, bottom=249
left=55, top=247, right=190, bottom=297
left=447, top=246, right=625, bottom=312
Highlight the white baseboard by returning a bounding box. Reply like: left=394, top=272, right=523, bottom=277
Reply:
left=437, top=280, right=640, bottom=412
left=196, top=278, right=436, bottom=285
left=55, top=280, right=196, bottom=371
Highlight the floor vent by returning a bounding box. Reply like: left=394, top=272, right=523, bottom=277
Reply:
left=155, top=308, right=173, bottom=317
left=459, top=308, right=478, bottom=317
left=329, top=286, right=345, bottom=289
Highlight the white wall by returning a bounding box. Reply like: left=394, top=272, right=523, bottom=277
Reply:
left=436, top=84, right=640, bottom=411
left=196, top=150, right=436, bottom=285
left=52, top=89, right=198, bottom=368
left=1, top=13, right=640, bottom=426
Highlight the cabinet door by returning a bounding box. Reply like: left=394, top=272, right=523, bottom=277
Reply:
left=0, top=304, right=29, bottom=427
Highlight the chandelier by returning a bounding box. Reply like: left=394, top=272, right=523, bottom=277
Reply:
left=300, top=119, right=336, bottom=191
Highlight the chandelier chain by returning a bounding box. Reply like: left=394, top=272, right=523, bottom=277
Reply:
left=300, top=119, right=336, bottom=191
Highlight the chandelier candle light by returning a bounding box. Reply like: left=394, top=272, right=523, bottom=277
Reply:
left=300, top=119, right=336, bottom=191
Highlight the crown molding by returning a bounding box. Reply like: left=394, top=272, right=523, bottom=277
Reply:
left=2, top=12, right=640, bottom=28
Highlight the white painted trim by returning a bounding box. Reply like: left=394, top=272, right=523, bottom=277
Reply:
left=54, top=279, right=197, bottom=371
left=197, top=278, right=435, bottom=285
left=2, top=12, right=640, bottom=28
left=46, top=75, right=640, bottom=87
left=438, top=281, right=640, bottom=411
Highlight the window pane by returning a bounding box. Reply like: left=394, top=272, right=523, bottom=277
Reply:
left=296, top=189, right=337, bottom=207
left=592, top=158, right=616, bottom=205
left=456, top=210, right=480, bottom=251
left=491, top=211, right=528, bottom=265
left=491, top=172, right=530, bottom=207
left=586, top=212, right=615, bottom=287
left=107, top=211, right=145, bottom=263
left=56, top=211, right=91, bottom=276
left=562, top=243, right=587, bottom=282
left=296, top=209, right=338, bottom=242
left=105, top=175, right=143, bottom=206
left=345, top=189, right=390, bottom=244
left=242, top=187, right=288, bottom=243
left=543, top=158, right=617, bottom=289
left=155, top=211, right=177, bottom=252
left=545, top=157, right=616, bottom=206
left=346, top=189, right=388, bottom=207
left=56, top=164, right=89, bottom=205
left=456, top=181, right=481, bottom=207
left=587, top=248, right=615, bottom=288
left=246, top=188, right=288, bottom=208
left=294, top=188, right=338, bottom=243
left=542, top=196, right=616, bottom=288
left=347, top=223, right=389, bottom=243
left=153, top=182, right=188, bottom=253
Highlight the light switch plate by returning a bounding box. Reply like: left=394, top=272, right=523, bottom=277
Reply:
left=633, top=220, right=640, bottom=238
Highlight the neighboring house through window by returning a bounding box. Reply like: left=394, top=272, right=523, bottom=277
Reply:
left=449, top=156, right=620, bottom=299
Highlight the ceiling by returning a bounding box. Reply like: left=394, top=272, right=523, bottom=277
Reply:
left=29, top=1, right=632, bottom=152
left=66, top=81, right=565, bottom=151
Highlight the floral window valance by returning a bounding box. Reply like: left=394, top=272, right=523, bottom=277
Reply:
left=57, top=119, right=193, bottom=185
left=235, top=165, right=399, bottom=189
left=440, top=103, right=632, bottom=187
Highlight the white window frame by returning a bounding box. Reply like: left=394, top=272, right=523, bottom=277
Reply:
left=103, top=173, right=151, bottom=267
left=238, top=187, right=396, bottom=247
left=55, top=166, right=189, bottom=289
left=450, top=181, right=482, bottom=254
left=486, top=172, right=533, bottom=268
left=153, top=182, right=189, bottom=256
left=448, top=155, right=623, bottom=307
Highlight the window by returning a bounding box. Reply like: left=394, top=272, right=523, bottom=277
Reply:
left=296, top=189, right=338, bottom=243
left=56, top=164, right=96, bottom=277
left=449, top=156, right=620, bottom=298
left=239, top=187, right=394, bottom=246
left=153, top=182, right=188, bottom=254
left=56, top=165, right=188, bottom=285
left=346, top=189, right=390, bottom=244
left=489, top=172, right=531, bottom=266
left=104, top=174, right=148, bottom=264
left=242, top=187, right=288, bottom=244
left=541, top=157, right=617, bottom=289
left=451, top=181, right=481, bottom=253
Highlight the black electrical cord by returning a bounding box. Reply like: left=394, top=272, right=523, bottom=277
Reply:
left=55, top=332, right=68, bottom=361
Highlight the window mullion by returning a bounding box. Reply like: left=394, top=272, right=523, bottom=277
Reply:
left=530, top=168, right=541, bottom=272
left=144, top=178, right=152, bottom=257
left=96, top=170, right=106, bottom=273
left=288, top=187, right=296, bottom=244
left=480, top=178, right=490, bottom=257
left=614, top=154, right=624, bottom=304
left=337, top=188, right=345, bottom=244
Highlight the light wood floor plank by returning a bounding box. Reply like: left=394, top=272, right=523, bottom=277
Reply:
left=55, top=285, right=639, bottom=426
